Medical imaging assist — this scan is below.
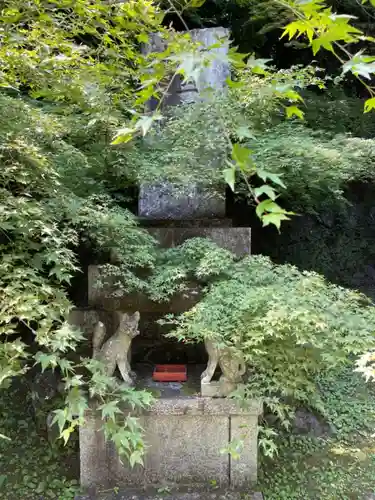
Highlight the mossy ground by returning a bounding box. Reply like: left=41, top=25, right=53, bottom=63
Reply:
left=0, top=380, right=81, bottom=500
left=1, top=365, right=375, bottom=499
left=259, top=366, right=375, bottom=499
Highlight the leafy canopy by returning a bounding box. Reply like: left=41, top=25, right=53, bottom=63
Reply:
left=163, top=247, right=375, bottom=420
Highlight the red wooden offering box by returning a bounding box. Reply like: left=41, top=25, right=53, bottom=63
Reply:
left=152, top=364, right=187, bottom=382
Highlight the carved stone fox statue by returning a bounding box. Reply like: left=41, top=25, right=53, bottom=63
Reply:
left=92, top=311, right=140, bottom=385
left=201, top=338, right=246, bottom=396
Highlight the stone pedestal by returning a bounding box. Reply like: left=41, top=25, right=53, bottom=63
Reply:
left=80, top=398, right=262, bottom=490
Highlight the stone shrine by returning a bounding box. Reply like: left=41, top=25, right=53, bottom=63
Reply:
left=75, top=27, right=260, bottom=493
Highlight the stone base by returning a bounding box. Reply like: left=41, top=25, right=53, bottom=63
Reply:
left=201, top=381, right=242, bottom=398
left=80, top=397, right=262, bottom=491
left=201, top=381, right=221, bottom=397
left=76, top=487, right=264, bottom=500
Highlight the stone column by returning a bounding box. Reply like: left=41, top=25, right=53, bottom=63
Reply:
left=79, top=409, right=110, bottom=488
left=179, top=27, right=230, bottom=103
left=138, top=27, right=230, bottom=224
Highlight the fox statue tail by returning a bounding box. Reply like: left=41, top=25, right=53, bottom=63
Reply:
left=92, top=321, right=106, bottom=359
left=239, top=360, right=246, bottom=377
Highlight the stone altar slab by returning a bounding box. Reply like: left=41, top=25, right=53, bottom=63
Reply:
left=80, top=397, right=262, bottom=490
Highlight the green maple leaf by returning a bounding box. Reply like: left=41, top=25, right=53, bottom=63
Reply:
left=254, top=184, right=277, bottom=201
left=34, top=351, right=58, bottom=372
left=286, top=105, right=305, bottom=120
left=231, top=143, right=252, bottom=165
left=262, top=212, right=291, bottom=231
left=51, top=408, right=68, bottom=434
left=364, top=97, right=375, bottom=113
left=223, top=165, right=236, bottom=192
left=236, top=126, right=256, bottom=140
left=111, top=127, right=135, bottom=145
left=257, top=169, right=286, bottom=189
left=98, top=400, right=122, bottom=420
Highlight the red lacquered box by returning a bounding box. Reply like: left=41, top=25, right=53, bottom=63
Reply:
left=152, top=364, right=187, bottom=382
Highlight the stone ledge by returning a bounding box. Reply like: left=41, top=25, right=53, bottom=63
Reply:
left=142, top=396, right=262, bottom=417
left=138, top=218, right=233, bottom=228
left=85, top=397, right=262, bottom=418
left=138, top=183, right=225, bottom=220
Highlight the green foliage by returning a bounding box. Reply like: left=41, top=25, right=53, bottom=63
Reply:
left=0, top=383, right=81, bottom=499
left=3, top=364, right=375, bottom=500
left=148, top=238, right=235, bottom=301
left=120, top=101, right=231, bottom=185
left=0, top=90, right=156, bottom=331
left=2, top=0, right=375, bottom=469
left=0, top=0, right=161, bottom=107
left=260, top=365, right=375, bottom=499
left=114, top=74, right=282, bottom=185
left=0, top=89, right=157, bottom=458
left=261, top=435, right=375, bottom=499
left=165, top=250, right=375, bottom=418
left=248, top=122, right=375, bottom=213
left=0, top=0, right=239, bottom=465
left=303, top=90, right=375, bottom=138
left=251, top=120, right=375, bottom=295
left=236, top=0, right=293, bottom=36
left=115, top=63, right=325, bottom=230
left=281, top=0, right=375, bottom=112
left=318, top=365, right=375, bottom=437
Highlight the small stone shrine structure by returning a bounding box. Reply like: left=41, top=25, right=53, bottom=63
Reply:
left=76, top=27, right=261, bottom=492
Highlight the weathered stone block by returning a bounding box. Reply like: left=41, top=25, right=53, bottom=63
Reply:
left=111, top=415, right=229, bottom=487
left=230, top=415, right=259, bottom=488
left=142, top=27, right=230, bottom=107
left=80, top=398, right=262, bottom=490
left=183, top=27, right=230, bottom=100
left=201, top=381, right=221, bottom=397
left=80, top=408, right=109, bottom=488
left=68, top=309, right=100, bottom=336
left=138, top=183, right=225, bottom=220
